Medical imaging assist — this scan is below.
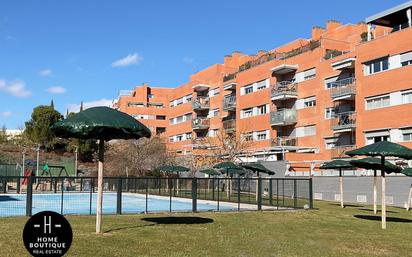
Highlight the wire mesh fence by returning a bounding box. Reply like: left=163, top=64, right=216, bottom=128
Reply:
left=0, top=176, right=312, bottom=217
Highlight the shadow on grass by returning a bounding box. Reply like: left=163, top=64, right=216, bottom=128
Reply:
left=354, top=215, right=412, bottom=223
left=359, top=208, right=398, bottom=213
left=141, top=217, right=214, bottom=225
left=329, top=203, right=362, bottom=208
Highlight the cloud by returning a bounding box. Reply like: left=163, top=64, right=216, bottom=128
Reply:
left=46, top=86, right=66, bottom=94
left=67, top=98, right=113, bottom=113
left=0, top=80, right=31, bottom=98
left=183, top=57, right=194, bottom=64
left=111, top=53, right=143, bottom=67
left=0, top=111, right=12, bottom=118
left=38, top=69, right=53, bottom=77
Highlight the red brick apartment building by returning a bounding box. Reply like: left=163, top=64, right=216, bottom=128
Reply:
left=114, top=2, right=412, bottom=168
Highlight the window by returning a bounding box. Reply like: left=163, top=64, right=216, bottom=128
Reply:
left=256, top=105, right=267, bottom=115
left=256, top=130, right=267, bottom=141
left=169, top=137, right=174, bottom=142
left=242, top=108, right=253, bottom=118
left=303, top=125, right=316, bottom=136
left=185, top=113, right=192, bottom=121
left=176, top=135, right=183, bottom=142
left=243, top=132, right=253, bottom=142
left=366, top=95, right=390, bottom=110
left=365, top=130, right=390, bottom=145
left=256, top=80, right=267, bottom=90
left=325, top=137, right=338, bottom=149
left=128, top=102, right=145, bottom=107
left=176, top=98, right=183, bottom=106
left=148, top=94, right=154, bottom=99
left=401, top=52, right=412, bottom=67
left=185, top=94, right=192, bottom=102
left=402, top=91, right=412, bottom=104
left=365, top=57, right=389, bottom=75
left=244, top=85, right=253, bottom=95
left=303, top=96, right=316, bottom=108
left=176, top=116, right=184, bottom=123
left=325, top=107, right=335, bottom=119
left=156, top=127, right=166, bottom=135
left=303, top=68, right=316, bottom=80
left=156, top=115, right=166, bottom=120
left=185, top=132, right=192, bottom=140
left=210, top=108, right=219, bottom=118
left=209, top=129, right=219, bottom=137
left=324, top=76, right=339, bottom=89
left=209, top=88, right=220, bottom=97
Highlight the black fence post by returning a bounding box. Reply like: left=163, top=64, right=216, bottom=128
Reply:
left=217, top=178, right=220, bottom=211
left=26, top=176, right=33, bottom=217
left=276, top=179, right=279, bottom=210
left=269, top=179, right=273, bottom=206
left=192, top=178, right=197, bottom=212
left=293, top=179, right=297, bottom=209
left=257, top=177, right=262, bottom=211
left=237, top=177, right=241, bottom=211
left=80, top=178, right=83, bottom=191
left=17, top=177, right=21, bottom=194
left=89, top=179, right=93, bottom=215
left=212, top=177, right=215, bottom=200
left=117, top=178, right=122, bottom=215
left=309, top=178, right=313, bottom=209
left=145, top=178, right=148, bottom=213
left=61, top=178, right=64, bottom=215
left=3, top=178, right=6, bottom=193
left=169, top=179, right=172, bottom=212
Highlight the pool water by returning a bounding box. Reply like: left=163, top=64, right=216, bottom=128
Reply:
left=0, top=193, right=234, bottom=217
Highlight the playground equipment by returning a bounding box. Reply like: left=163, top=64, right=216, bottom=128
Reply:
left=35, top=162, right=73, bottom=191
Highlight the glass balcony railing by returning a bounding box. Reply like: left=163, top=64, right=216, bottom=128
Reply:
left=272, top=137, right=298, bottom=147
left=192, top=97, right=210, bottom=110
left=222, top=119, right=236, bottom=132
left=192, top=118, right=210, bottom=130
left=270, top=109, right=297, bottom=126
left=332, top=112, right=356, bottom=132
left=271, top=81, right=298, bottom=100
left=330, top=77, right=356, bottom=100
left=330, top=145, right=356, bottom=159
left=223, top=96, right=236, bottom=110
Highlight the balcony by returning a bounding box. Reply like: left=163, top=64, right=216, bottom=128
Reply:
left=192, top=97, right=210, bottom=111
left=272, top=137, right=298, bottom=147
left=271, top=81, right=298, bottom=101
left=224, top=82, right=237, bottom=91
left=192, top=137, right=212, bottom=149
left=223, top=119, right=236, bottom=133
left=330, top=78, right=356, bottom=101
left=270, top=109, right=297, bottom=126
left=331, top=145, right=356, bottom=159
left=192, top=118, right=210, bottom=130
left=332, top=112, right=356, bottom=133
left=192, top=84, right=210, bottom=92
left=223, top=96, right=236, bottom=111
left=270, top=64, right=298, bottom=75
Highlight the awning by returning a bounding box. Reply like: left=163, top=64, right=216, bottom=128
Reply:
left=332, top=58, right=356, bottom=70
left=270, top=64, right=298, bottom=75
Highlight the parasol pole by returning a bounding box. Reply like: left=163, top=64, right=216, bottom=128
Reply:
left=381, top=155, right=386, bottom=230
left=406, top=183, right=412, bottom=211
left=373, top=170, right=377, bottom=214
left=339, top=168, right=344, bottom=208
left=96, top=139, right=104, bottom=234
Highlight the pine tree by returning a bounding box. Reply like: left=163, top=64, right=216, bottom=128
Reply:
left=50, top=99, right=54, bottom=109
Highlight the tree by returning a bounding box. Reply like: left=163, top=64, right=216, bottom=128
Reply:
left=24, top=105, right=63, bottom=147
left=0, top=124, right=7, bottom=143
left=105, top=136, right=175, bottom=176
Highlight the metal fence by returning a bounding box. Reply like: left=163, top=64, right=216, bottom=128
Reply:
left=0, top=176, right=313, bottom=217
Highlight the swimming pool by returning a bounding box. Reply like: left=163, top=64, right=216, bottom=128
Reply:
left=0, top=192, right=238, bottom=217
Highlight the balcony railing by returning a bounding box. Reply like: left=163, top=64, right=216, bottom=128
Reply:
left=270, top=109, right=297, bottom=126
left=330, top=77, right=356, bottom=100
left=223, top=96, right=236, bottom=110
left=192, top=97, right=210, bottom=110
left=192, top=137, right=211, bottom=149
left=223, top=119, right=236, bottom=132
left=332, top=112, right=356, bottom=132
left=271, top=81, right=298, bottom=100
left=192, top=118, right=210, bottom=130
left=272, top=137, right=298, bottom=147
left=330, top=145, right=356, bottom=159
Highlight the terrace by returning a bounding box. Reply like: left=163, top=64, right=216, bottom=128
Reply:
left=270, top=109, right=297, bottom=126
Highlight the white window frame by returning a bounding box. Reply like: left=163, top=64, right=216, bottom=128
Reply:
left=364, top=57, right=389, bottom=75
left=244, top=85, right=253, bottom=95
left=402, top=90, right=412, bottom=104
left=325, top=107, right=335, bottom=119
left=256, top=130, right=267, bottom=141
left=365, top=94, right=390, bottom=110
left=303, top=96, right=316, bottom=108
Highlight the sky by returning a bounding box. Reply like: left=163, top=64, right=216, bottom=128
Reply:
left=0, top=0, right=407, bottom=129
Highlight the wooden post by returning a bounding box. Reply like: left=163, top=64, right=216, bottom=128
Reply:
left=373, top=170, right=377, bottom=214
left=339, top=169, right=344, bottom=208
left=381, top=156, right=386, bottom=230
left=406, top=183, right=412, bottom=211
left=96, top=139, right=104, bottom=234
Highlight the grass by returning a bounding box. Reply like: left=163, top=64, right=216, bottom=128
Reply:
left=1, top=201, right=412, bottom=257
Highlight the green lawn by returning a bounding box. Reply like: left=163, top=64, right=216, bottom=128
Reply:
left=1, top=201, right=412, bottom=257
